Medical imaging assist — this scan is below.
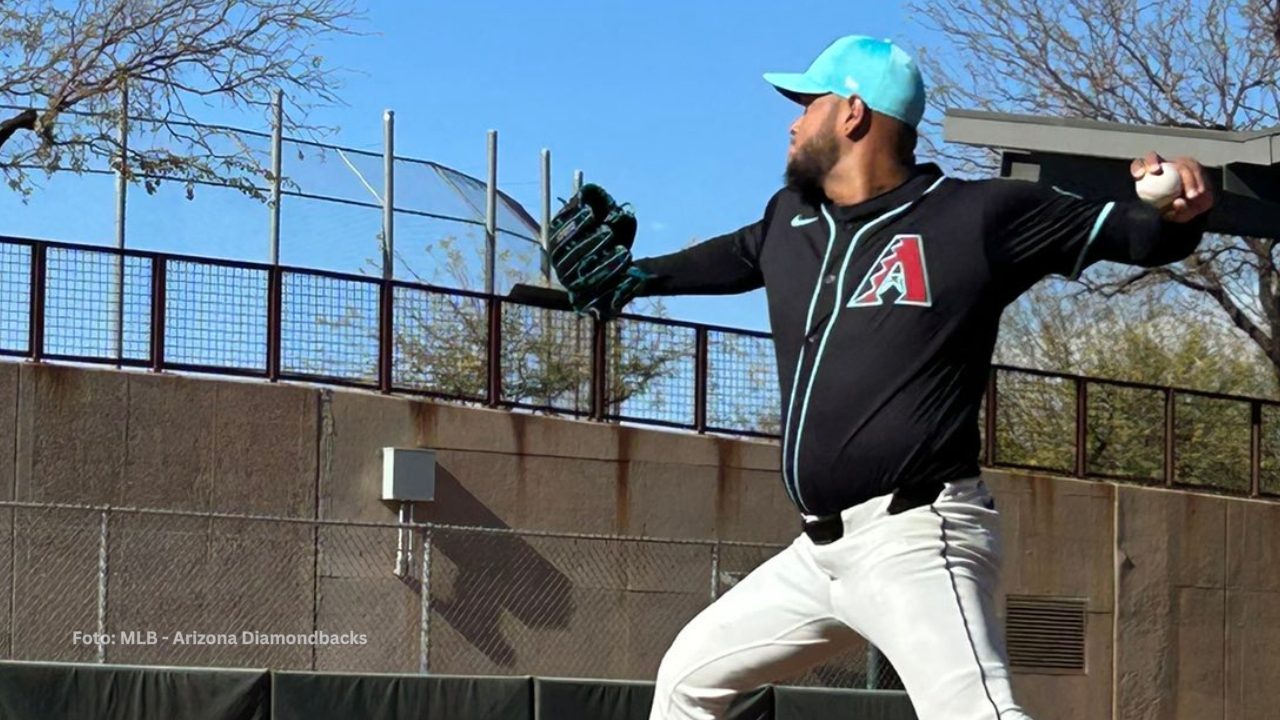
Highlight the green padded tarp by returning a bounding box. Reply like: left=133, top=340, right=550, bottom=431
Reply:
left=773, top=686, right=917, bottom=720
left=534, top=678, right=771, bottom=720
left=271, top=671, right=531, bottom=720
left=0, top=661, right=268, bottom=720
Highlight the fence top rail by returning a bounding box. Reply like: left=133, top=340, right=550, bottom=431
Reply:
left=615, top=311, right=773, bottom=338
left=1, top=234, right=1276, bottom=410
left=992, top=363, right=1280, bottom=407
left=0, top=499, right=786, bottom=549
left=278, top=264, right=382, bottom=286
left=1166, top=385, right=1278, bottom=405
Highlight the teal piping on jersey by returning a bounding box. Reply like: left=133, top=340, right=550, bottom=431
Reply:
left=1070, top=201, right=1116, bottom=279
left=787, top=175, right=948, bottom=513
left=781, top=204, right=842, bottom=509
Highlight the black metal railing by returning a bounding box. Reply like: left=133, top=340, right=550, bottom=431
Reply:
left=1, top=235, right=1276, bottom=498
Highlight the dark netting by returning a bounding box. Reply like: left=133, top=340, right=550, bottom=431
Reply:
left=394, top=158, right=489, bottom=225
left=125, top=181, right=274, bottom=263
left=276, top=195, right=384, bottom=275
left=493, top=231, right=547, bottom=296
left=1261, top=403, right=1280, bottom=496
left=391, top=285, right=488, bottom=401
left=706, top=330, right=779, bottom=435
left=1085, top=382, right=1165, bottom=482
left=606, top=318, right=696, bottom=428
left=43, top=247, right=151, bottom=363
left=418, top=162, right=539, bottom=240
left=281, top=139, right=383, bottom=207
left=1173, top=392, right=1252, bottom=492
left=389, top=213, right=486, bottom=287
left=164, top=259, right=268, bottom=372
left=993, top=369, right=1076, bottom=474
left=130, top=117, right=273, bottom=180
left=499, top=301, right=592, bottom=414
left=280, top=271, right=380, bottom=384
left=0, top=242, right=31, bottom=355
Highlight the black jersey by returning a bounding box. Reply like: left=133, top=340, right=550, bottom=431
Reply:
left=633, top=164, right=1206, bottom=516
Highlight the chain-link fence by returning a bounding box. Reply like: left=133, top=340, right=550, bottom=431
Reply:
left=0, top=501, right=902, bottom=689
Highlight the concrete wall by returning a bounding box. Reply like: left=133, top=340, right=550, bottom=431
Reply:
left=1, top=362, right=1279, bottom=718
left=984, top=474, right=1115, bottom=720
left=1112, top=487, right=1280, bottom=720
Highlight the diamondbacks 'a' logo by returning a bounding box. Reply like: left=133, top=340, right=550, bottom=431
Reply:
left=848, top=235, right=931, bottom=308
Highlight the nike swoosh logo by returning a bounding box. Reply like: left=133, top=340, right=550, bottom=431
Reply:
left=790, top=214, right=819, bottom=227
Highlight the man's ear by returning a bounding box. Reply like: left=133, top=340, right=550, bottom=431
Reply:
left=841, top=95, right=871, bottom=140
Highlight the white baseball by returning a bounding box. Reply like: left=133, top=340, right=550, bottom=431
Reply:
left=1135, top=162, right=1183, bottom=209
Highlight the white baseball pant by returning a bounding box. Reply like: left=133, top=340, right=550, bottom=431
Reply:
left=648, top=475, right=1033, bottom=720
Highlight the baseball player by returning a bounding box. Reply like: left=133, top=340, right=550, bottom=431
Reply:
left=545, top=35, right=1213, bottom=720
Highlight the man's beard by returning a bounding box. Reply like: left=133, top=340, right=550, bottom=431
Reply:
left=785, top=132, right=840, bottom=204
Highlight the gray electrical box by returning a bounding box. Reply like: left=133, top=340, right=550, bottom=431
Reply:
left=381, top=448, right=436, bottom=501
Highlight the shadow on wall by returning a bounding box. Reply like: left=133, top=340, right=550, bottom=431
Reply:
left=418, top=465, right=574, bottom=668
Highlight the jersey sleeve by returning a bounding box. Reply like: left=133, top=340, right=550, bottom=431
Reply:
left=983, top=179, right=1207, bottom=293
left=631, top=193, right=779, bottom=297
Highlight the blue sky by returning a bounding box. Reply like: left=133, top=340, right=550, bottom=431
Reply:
left=2, top=0, right=935, bottom=333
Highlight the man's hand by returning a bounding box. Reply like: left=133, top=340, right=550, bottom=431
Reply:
left=1130, top=152, right=1214, bottom=223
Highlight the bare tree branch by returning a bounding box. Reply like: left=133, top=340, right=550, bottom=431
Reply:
left=0, top=0, right=361, bottom=197
left=0, top=108, right=37, bottom=151
left=911, top=0, right=1280, bottom=382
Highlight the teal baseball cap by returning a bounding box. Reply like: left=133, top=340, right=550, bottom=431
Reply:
left=763, top=35, right=926, bottom=128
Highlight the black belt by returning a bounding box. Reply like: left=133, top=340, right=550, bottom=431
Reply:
left=801, top=480, right=946, bottom=546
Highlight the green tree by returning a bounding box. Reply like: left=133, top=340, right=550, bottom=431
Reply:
left=992, top=279, right=1277, bottom=490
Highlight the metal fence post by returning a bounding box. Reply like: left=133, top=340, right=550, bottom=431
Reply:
left=487, top=297, right=503, bottom=408
left=1251, top=400, right=1262, bottom=497
left=540, top=149, right=552, bottom=283
left=269, top=90, right=284, bottom=265
left=29, top=242, right=46, bottom=363
left=1074, top=377, right=1088, bottom=478
left=694, top=327, right=709, bottom=433
left=418, top=526, right=432, bottom=674
left=383, top=110, right=395, bottom=281
left=267, top=264, right=282, bottom=382
left=378, top=282, right=393, bottom=394
left=150, top=256, right=166, bottom=372
left=485, top=131, right=498, bottom=295
left=377, top=112, right=397, bottom=395
left=590, top=316, right=607, bottom=421
left=1164, top=388, right=1176, bottom=486
left=97, top=509, right=110, bottom=664
left=115, top=79, right=128, bottom=369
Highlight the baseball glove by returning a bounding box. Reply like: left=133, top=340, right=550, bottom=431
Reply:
left=547, top=183, right=652, bottom=320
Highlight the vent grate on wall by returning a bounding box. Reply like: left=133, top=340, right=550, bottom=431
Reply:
left=1005, top=595, right=1087, bottom=671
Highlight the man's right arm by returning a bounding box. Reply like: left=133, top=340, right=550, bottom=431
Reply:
left=631, top=193, right=778, bottom=297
